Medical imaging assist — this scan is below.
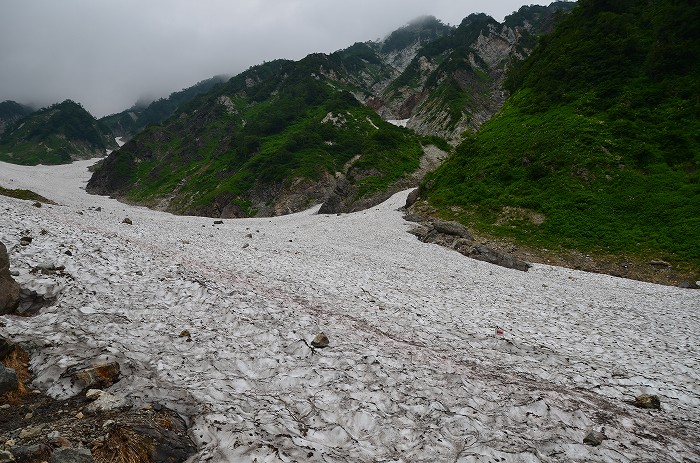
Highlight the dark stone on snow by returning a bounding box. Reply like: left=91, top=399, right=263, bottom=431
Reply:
left=67, top=362, right=121, bottom=390
left=404, top=189, right=420, bottom=208
left=311, top=332, right=329, bottom=348
left=403, top=213, right=424, bottom=223
left=631, top=394, right=661, bottom=409
left=583, top=430, right=607, bottom=446
left=432, top=220, right=473, bottom=240
left=469, top=245, right=531, bottom=272
left=16, top=288, right=56, bottom=317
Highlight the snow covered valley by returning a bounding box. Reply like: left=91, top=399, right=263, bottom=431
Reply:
left=1, top=160, right=698, bottom=462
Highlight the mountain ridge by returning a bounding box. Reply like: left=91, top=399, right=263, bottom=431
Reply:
left=87, top=3, right=571, bottom=217
left=0, top=100, right=117, bottom=165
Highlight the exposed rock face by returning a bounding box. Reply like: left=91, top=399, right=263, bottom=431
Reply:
left=432, top=220, right=473, bottom=240
left=0, top=242, right=20, bottom=315
left=375, top=5, right=575, bottom=141
left=319, top=145, right=447, bottom=214
left=408, top=218, right=531, bottom=272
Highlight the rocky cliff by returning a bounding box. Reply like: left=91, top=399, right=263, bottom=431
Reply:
left=375, top=3, right=576, bottom=141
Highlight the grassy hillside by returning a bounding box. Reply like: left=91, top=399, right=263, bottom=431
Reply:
left=422, top=0, right=700, bottom=274
left=88, top=57, right=425, bottom=217
left=99, top=76, right=228, bottom=139
left=0, top=100, right=116, bottom=165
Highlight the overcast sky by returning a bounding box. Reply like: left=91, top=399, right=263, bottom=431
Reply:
left=0, top=0, right=558, bottom=118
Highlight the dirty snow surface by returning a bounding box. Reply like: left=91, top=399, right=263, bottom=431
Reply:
left=1, top=160, right=698, bottom=463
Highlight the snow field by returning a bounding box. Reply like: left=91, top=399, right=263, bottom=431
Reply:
left=0, top=160, right=698, bottom=462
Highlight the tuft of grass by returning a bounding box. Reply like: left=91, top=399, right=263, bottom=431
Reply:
left=0, top=186, right=55, bottom=204
left=93, top=427, right=155, bottom=463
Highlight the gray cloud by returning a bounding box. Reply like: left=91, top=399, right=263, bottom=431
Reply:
left=0, top=0, right=557, bottom=117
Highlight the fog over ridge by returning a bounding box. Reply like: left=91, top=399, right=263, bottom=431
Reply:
left=0, top=0, right=562, bottom=117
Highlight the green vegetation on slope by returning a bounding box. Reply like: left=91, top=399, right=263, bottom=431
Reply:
left=0, top=186, right=54, bottom=204
left=0, top=100, right=115, bottom=165
left=99, top=76, right=228, bottom=138
left=422, top=0, right=700, bottom=270
left=89, top=57, right=424, bottom=216
left=0, top=101, right=34, bottom=135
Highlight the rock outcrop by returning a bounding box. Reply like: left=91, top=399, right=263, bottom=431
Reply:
left=408, top=218, right=531, bottom=272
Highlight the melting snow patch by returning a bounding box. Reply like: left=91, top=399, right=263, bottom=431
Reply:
left=0, top=159, right=698, bottom=462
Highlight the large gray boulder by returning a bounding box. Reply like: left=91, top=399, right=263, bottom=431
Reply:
left=432, top=220, right=474, bottom=240
left=50, top=447, right=93, bottom=463
left=0, top=242, right=20, bottom=315
left=0, top=365, right=18, bottom=395
left=469, top=245, right=532, bottom=272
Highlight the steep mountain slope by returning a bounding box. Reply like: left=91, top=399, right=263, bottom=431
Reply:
left=99, top=76, right=228, bottom=140
left=0, top=101, right=34, bottom=136
left=376, top=2, right=576, bottom=140
left=87, top=5, right=574, bottom=218
left=418, top=0, right=700, bottom=281
left=87, top=58, right=430, bottom=217
left=0, top=100, right=117, bottom=165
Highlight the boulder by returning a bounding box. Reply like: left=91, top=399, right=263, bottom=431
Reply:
left=0, top=242, right=20, bottom=315
left=68, top=362, right=121, bottom=390
left=404, top=189, right=421, bottom=208
left=403, top=213, right=424, bottom=224
left=583, top=430, right=607, bottom=446
left=18, top=423, right=45, bottom=439
left=16, top=287, right=57, bottom=316
left=50, top=447, right=93, bottom=463
left=85, top=392, right=132, bottom=414
left=0, top=336, right=17, bottom=360
left=10, top=444, right=51, bottom=463
left=433, top=220, right=473, bottom=240
left=469, top=245, right=531, bottom=272
left=311, top=332, right=329, bottom=348
left=631, top=394, right=661, bottom=409
left=0, top=365, right=18, bottom=395
left=0, top=450, right=14, bottom=463
left=122, top=217, right=132, bottom=225
left=318, top=195, right=341, bottom=214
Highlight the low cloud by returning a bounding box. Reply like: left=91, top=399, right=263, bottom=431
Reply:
left=0, top=0, right=554, bottom=117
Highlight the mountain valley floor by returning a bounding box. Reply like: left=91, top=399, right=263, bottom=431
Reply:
left=0, top=159, right=698, bottom=462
